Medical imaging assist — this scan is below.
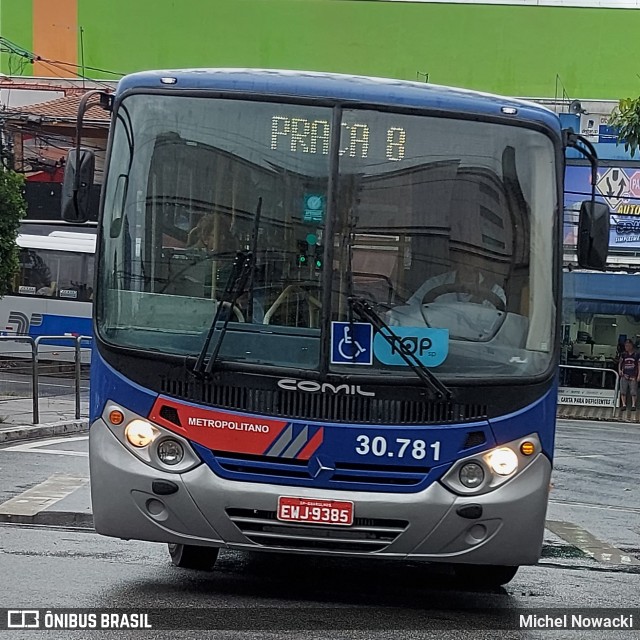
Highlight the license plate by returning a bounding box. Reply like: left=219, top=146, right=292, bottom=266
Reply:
left=277, top=496, right=354, bottom=526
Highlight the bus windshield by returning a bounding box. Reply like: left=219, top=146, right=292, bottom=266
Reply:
left=97, top=94, right=557, bottom=380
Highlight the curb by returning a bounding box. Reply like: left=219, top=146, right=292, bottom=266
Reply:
left=0, top=510, right=94, bottom=529
left=557, top=406, right=638, bottom=423
left=0, top=419, right=89, bottom=444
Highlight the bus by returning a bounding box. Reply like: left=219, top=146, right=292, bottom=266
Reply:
left=0, top=224, right=95, bottom=362
left=63, top=69, right=608, bottom=587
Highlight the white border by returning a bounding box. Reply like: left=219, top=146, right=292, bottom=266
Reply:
left=384, top=1, right=640, bottom=8
left=330, top=321, right=374, bottom=366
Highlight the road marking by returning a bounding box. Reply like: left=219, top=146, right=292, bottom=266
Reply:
left=2, top=435, right=88, bottom=457
left=549, top=499, right=640, bottom=514
left=546, top=520, right=640, bottom=566
left=554, top=453, right=607, bottom=459
left=0, top=473, right=88, bottom=517
left=556, top=432, right=640, bottom=442
left=556, top=421, right=634, bottom=432
left=556, top=427, right=640, bottom=437
left=0, top=379, right=88, bottom=391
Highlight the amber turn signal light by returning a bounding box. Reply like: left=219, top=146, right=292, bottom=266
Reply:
left=520, top=441, right=535, bottom=456
left=109, top=409, right=125, bottom=425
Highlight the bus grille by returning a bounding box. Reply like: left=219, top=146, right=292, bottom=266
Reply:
left=213, top=451, right=430, bottom=489
left=160, top=378, right=487, bottom=425
left=226, top=508, right=408, bottom=552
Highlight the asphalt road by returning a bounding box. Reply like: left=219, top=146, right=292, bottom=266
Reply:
left=0, top=418, right=638, bottom=639
left=0, top=369, right=89, bottom=400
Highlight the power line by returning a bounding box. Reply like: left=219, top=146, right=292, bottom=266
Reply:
left=0, top=36, right=123, bottom=82
left=46, top=58, right=124, bottom=78
left=32, top=59, right=115, bottom=92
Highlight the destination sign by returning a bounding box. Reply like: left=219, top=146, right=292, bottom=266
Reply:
left=270, top=115, right=407, bottom=161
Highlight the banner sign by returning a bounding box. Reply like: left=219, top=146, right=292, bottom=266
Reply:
left=558, top=387, right=616, bottom=407
left=565, top=165, right=640, bottom=251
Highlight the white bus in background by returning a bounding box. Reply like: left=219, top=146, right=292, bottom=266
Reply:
left=0, top=226, right=96, bottom=363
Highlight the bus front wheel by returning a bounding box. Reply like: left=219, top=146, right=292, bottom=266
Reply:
left=168, top=543, right=219, bottom=570
left=454, top=564, right=519, bottom=587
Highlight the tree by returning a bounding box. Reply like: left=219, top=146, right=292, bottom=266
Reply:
left=0, top=170, right=26, bottom=296
left=608, top=97, right=640, bottom=158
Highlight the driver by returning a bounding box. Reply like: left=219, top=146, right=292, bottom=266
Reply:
left=186, top=214, right=217, bottom=250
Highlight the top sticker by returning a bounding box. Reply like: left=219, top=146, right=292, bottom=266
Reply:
left=373, top=327, right=449, bottom=367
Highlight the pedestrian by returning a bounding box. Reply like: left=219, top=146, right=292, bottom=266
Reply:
left=618, top=339, right=639, bottom=412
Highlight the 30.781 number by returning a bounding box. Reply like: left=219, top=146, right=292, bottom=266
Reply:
left=355, top=435, right=440, bottom=461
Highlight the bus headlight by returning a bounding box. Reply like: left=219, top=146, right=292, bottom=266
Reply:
left=440, top=433, right=540, bottom=495
left=486, top=448, right=518, bottom=476
left=103, top=403, right=201, bottom=474
left=459, top=462, right=485, bottom=488
left=125, top=419, right=159, bottom=447
left=156, top=439, right=184, bottom=465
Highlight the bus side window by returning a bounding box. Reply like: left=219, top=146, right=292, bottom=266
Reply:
left=11, top=249, right=30, bottom=294
left=36, top=282, right=57, bottom=297
left=13, top=248, right=53, bottom=296
left=10, top=266, right=21, bottom=295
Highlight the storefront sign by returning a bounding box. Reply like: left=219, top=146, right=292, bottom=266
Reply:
left=564, top=165, right=640, bottom=250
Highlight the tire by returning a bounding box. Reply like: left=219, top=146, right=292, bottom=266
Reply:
left=454, top=564, right=519, bottom=587
left=168, top=543, right=219, bottom=570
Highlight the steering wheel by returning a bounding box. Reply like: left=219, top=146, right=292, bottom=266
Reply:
left=217, top=300, right=245, bottom=323
left=263, top=284, right=322, bottom=327
left=421, top=283, right=506, bottom=313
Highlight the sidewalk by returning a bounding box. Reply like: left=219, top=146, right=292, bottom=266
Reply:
left=0, top=395, right=88, bottom=444
left=557, top=404, right=640, bottom=423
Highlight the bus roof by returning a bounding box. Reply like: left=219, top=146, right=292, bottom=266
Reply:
left=116, top=68, right=562, bottom=135
left=17, top=231, right=96, bottom=254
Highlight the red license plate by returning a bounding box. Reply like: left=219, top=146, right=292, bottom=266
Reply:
left=277, top=496, right=354, bottom=526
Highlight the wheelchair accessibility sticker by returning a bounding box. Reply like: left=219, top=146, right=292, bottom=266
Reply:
left=373, top=327, right=449, bottom=367
left=331, top=322, right=373, bottom=365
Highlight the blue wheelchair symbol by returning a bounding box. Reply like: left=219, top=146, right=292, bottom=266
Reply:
left=331, top=322, right=373, bottom=365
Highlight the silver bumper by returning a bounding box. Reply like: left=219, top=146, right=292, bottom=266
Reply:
left=90, top=419, right=551, bottom=565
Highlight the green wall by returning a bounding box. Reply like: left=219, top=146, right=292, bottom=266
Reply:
left=2, top=0, right=640, bottom=99
left=0, top=0, right=32, bottom=76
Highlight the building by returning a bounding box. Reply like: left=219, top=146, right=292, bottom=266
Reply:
left=1, top=1, right=640, bottom=100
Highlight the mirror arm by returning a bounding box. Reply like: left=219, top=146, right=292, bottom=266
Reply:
left=73, top=90, right=109, bottom=197
left=564, top=129, right=599, bottom=202
left=73, top=89, right=102, bottom=195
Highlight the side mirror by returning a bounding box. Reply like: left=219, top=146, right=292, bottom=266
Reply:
left=61, top=149, right=95, bottom=223
left=577, top=201, right=609, bottom=270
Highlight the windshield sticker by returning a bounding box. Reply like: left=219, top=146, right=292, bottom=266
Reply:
left=331, top=322, right=373, bottom=365
left=303, top=193, right=326, bottom=224
left=374, top=327, right=449, bottom=367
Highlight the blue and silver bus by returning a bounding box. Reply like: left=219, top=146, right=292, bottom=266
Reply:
left=64, top=70, right=607, bottom=586
left=0, top=224, right=95, bottom=362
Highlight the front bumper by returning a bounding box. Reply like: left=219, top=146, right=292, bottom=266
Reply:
left=90, top=419, right=551, bottom=565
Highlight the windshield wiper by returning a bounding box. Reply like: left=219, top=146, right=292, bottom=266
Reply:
left=192, top=251, right=253, bottom=377
left=348, top=296, right=453, bottom=401
left=192, top=198, right=263, bottom=377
